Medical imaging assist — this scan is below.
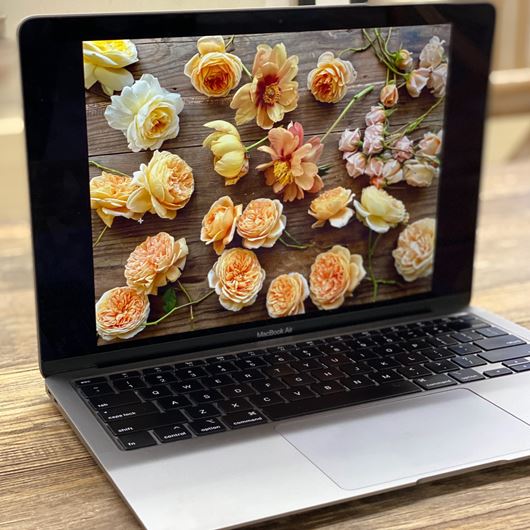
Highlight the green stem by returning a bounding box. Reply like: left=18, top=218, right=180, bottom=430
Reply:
left=337, top=42, right=372, bottom=57
left=367, top=230, right=382, bottom=301
left=177, top=280, right=194, bottom=321
left=321, top=84, right=374, bottom=143
left=93, top=224, right=108, bottom=248
left=363, top=29, right=406, bottom=78
left=89, top=160, right=130, bottom=178
left=145, top=290, right=215, bottom=326
left=318, top=162, right=334, bottom=175
left=387, top=97, right=444, bottom=142
left=279, top=237, right=312, bottom=250
left=241, top=63, right=253, bottom=78
left=245, top=135, right=268, bottom=151
left=224, top=35, right=235, bottom=49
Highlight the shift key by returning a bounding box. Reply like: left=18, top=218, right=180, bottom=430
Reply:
left=108, top=410, right=186, bottom=436
left=475, top=335, right=525, bottom=351
left=478, top=344, right=530, bottom=363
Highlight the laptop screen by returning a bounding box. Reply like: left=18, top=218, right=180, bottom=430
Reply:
left=84, top=24, right=450, bottom=346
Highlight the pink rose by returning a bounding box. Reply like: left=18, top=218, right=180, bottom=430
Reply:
left=392, top=135, right=414, bottom=163
left=344, top=151, right=367, bottom=178
left=406, top=68, right=430, bottom=98
left=365, top=157, right=384, bottom=178
left=383, top=158, right=403, bottom=185
left=338, top=128, right=361, bottom=154
left=363, top=123, right=384, bottom=155
left=379, top=84, right=399, bottom=108
left=365, top=105, right=386, bottom=126
left=418, top=131, right=442, bottom=156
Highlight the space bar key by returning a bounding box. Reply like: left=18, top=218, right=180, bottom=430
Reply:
left=262, top=381, right=421, bottom=421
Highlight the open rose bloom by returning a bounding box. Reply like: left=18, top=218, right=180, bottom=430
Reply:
left=208, top=248, right=266, bottom=311
left=393, top=218, right=435, bottom=282
left=201, top=196, right=242, bottom=255
left=257, top=121, right=323, bottom=202
left=307, top=52, right=356, bottom=104
left=236, top=198, right=286, bottom=249
left=125, top=232, right=188, bottom=295
left=128, top=150, right=194, bottom=220
left=266, top=273, right=309, bottom=318
left=90, top=171, right=143, bottom=227
left=184, top=36, right=243, bottom=97
left=96, top=286, right=150, bottom=341
left=309, top=187, right=354, bottom=229
left=403, top=158, right=438, bottom=187
left=309, top=245, right=366, bottom=310
left=230, top=43, right=299, bottom=129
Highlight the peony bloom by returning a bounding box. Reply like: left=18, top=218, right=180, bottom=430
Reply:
left=307, top=51, right=356, bottom=103
left=230, top=43, right=299, bottom=129
left=236, top=198, right=286, bottom=249
left=380, top=83, right=399, bottom=108
left=257, top=121, right=323, bottom=202
left=267, top=272, right=309, bottom=318
left=392, top=135, right=414, bottom=163
left=309, top=245, right=366, bottom=310
left=203, top=120, right=248, bottom=185
left=184, top=35, right=243, bottom=97
left=403, top=159, right=439, bottom=187
left=90, top=171, right=143, bottom=227
left=200, top=196, right=242, bottom=255
left=418, top=130, right=443, bottom=156
left=127, top=150, right=194, bottom=220
left=104, top=74, right=184, bottom=152
left=419, top=36, right=445, bottom=69
left=395, top=49, right=414, bottom=71
left=338, top=128, right=361, bottom=154
left=428, top=63, right=448, bottom=98
left=208, top=248, right=266, bottom=311
left=125, top=232, right=188, bottom=295
left=96, top=286, right=150, bottom=341
left=382, top=158, right=403, bottom=185
left=308, top=186, right=354, bottom=229
left=363, top=124, right=384, bottom=155
left=354, top=185, right=409, bottom=233
left=344, top=151, right=367, bottom=178
left=406, top=68, right=430, bottom=98
left=365, top=105, right=386, bottom=126
left=393, top=218, right=436, bottom=282
left=83, top=40, right=138, bottom=96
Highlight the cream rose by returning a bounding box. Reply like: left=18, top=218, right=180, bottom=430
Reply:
left=393, top=218, right=436, bottom=282
left=125, top=232, right=188, bottom=295
left=307, top=52, right=357, bottom=103
left=201, top=196, right=242, bottom=255
left=382, top=159, right=403, bottom=185
left=345, top=152, right=367, bottom=178
left=380, top=83, right=399, bottom=108
left=96, top=286, right=150, bottom=341
left=236, top=198, right=286, bottom=249
left=406, top=68, right=430, bottom=98
left=309, top=245, right=366, bottom=310
left=308, top=186, right=354, bottom=229
left=208, top=248, right=266, bottom=311
left=418, top=131, right=442, bottom=156
left=354, top=185, right=409, bottom=233
left=266, top=272, right=309, bottom=318
left=403, top=159, right=438, bottom=187
left=338, top=128, right=361, bottom=154
left=104, top=74, right=184, bottom=152
left=419, top=36, right=445, bottom=69
left=428, top=63, right=448, bottom=98
left=395, top=48, right=414, bottom=71
left=127, top=150, right=194, bottom=220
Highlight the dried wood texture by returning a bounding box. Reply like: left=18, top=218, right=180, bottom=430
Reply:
left=87, top=25, right=449, bottom=343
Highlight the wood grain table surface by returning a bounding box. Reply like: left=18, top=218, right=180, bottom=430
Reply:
left=1, top=157, right=530, bottom=529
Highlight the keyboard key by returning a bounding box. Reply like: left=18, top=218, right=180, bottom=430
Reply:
left=143, top=366, right=172, bottom=375
left=189, top=389, right=223, bottom=404
left=425, top=360, right=459, bottom=373
left=292, top=347, right=321, bottom=359
left=402, top=339, right=430, bottom=351
left=252, top=378, right=285, bottom=393
left=138, top=385, right=172, bottom=401
left=185, top=404, right=220, bottom=420
left=100, top=402, right=158, bottom=423
left=264, top=364, right=296, bottom=377
left=249, top=392, right=284, bottom=407
left=414, top=374, right=456, bottom=390
left=320, top=354, right=351, bottom=366
left=450, top=330, right=483, bottom=343
left=448, top=343, right=482, bottom=356
left=174, top=359, right=205, bottom=369
left=311, top=380, right=345, bottom=395
left=478, top=344, right=530, bottom=363
left=232, top=369, right=265, bottom=383
left=290, top=359, right=322, bottom=372
left=423, top=347, right=454, bottom=361
left=484, top=367, right=513, bottom=378
left=217, top=398, right=253, bottom=414
left=342, top=375, right=374, bottom=390
left=234, top=358, right=267, bottom=370
left=109, top=371, right=141, bottom=381
left=373, top=344, right=407, bottom=356
left=175, top=367, right=207, bottom=380
left=427, top=334, right=459, bottom=347
left=370, top=370, right=404, bottom=385
left=113, top=378, right=146, bottom=391
left=223, top=410, right=268, bottom=429
left=157, top=395, right=192, bottom=410
left=89, top=391, right=140, bottom=410
left=80, top=383, right=114, bottom=397
left=395, top=352, right=428, bottom=365
left=144, top=373, right=177, bottom=386
left=221, top=383, right=255, bottom=399
left=283, top=373, right=316, bottom=387
left=279, top=387, right=316, bottom=402
left=202, top=374, right=234, bottom=387
left=450, top=369, right=485, bottom=383
left=310, top=367, right=344, bottom=381
left=108, top=410, right=187, bottom=436
left=475, top=335, right=525, bottom=351
left=205, top=361, right=237, bottom=376
left=453, top=355, right=487, bottom=369
left=366, top=358, right=400, bottom=370
left=75, top=377, right=106, bottom=386
left=397, top=365, right=432, bottom=379
left=118, top=431, right=157, bottom=450
left=503, top=358, right=530, bottom=368
left=188, top=418, right=226, bottom=436
left=237, top=349, right=267, bottom=359
left=266, top=345, right=293, bottom=354
left=508, top=362, right=530, bottom=373
left=154, top=424, right=192, bottom=443
left=263, top=352, right=295, bottom=364
left=477, top=327, right=507, bottom=338
left=340, top=362, right=371, bottom=376
left=171, top=380, right=204, bottom=393
left=346, top=349, right=379, bottom=362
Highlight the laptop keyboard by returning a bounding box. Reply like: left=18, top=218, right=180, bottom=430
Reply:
left=73, top=314, right=530, bottom=450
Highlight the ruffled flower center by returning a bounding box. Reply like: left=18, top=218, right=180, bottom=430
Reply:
left=273, top=160, right=294, bottom=186
left=261, top=82, right=281, bottom=105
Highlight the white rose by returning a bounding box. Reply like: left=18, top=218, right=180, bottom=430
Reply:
left=403, top=159, right=439, bottom=187
left=428, top=63, right=448, bottom=98
left=419, top=36, right=446, bottom=69
left=104, top=74, right=184, bottom=152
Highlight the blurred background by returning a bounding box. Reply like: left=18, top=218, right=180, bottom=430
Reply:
left=0, top=0, right=529, bottom=225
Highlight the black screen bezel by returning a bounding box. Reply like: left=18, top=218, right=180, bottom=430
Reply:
left=18, top=3, right=495, bottom=376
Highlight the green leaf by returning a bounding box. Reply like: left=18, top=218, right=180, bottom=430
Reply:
left=161, top=288, right=177, bottom=313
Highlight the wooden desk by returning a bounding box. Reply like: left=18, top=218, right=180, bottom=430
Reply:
left=1, top=159, right=530, bottom=529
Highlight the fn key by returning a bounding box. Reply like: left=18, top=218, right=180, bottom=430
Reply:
left=118, top=431, right=157, bottom=450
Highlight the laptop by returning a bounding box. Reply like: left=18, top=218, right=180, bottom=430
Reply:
left=18, top=3, right=530, bottom=529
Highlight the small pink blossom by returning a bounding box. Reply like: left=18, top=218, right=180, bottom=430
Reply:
left=344, top=151, right=367, bottom=178
left=365, top=105, right=386, bottom=126
left=363, top=123, right=384, bottom=155
left=338, top=128, right=361, bottom=154
left=392, top=135, right=414, bottom=163
left=383, top=159, right=403, bottom=185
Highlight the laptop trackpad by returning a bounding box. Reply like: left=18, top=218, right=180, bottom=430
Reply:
left=276, top=388, right=530, bottom=490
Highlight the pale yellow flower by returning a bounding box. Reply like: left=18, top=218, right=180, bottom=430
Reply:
left=307, top=52, right=356, bottom=103
left=308, top=187, right=354, bottom=229
left=354, top=186, right=409, bottom=233
left=236, top=198, right=286, bottom=249
left=266, top=273, right=309, bottom=318
left=200, top=196, right=242, bottom=255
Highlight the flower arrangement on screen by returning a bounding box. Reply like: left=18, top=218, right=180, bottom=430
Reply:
left=85, top=30, right=444, bottom=341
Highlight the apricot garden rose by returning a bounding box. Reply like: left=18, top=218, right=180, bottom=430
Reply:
left=307, top=52, right=356, bottom=104
left=308, top=186, right=354, bottom=229
left=266, top=272, right=309, bottom=318
left=236, top=198, right=286, bottom=249
left=201, top=196, right=242, bottom=255
left=418, top=131, right=443, bottom=156
left=403, top=158, right=438, bottom=187
left=379, top=83, right=399, bottom=108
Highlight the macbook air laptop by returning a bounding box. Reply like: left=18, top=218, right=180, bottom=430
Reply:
left=18, top=3, right=530, bottom=529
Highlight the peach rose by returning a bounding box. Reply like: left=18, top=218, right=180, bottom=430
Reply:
left=236, top=198, right=286, bottom=249
left=309, top=245, right=366, bottom=310
left=393, top=218, right=436, bottom=282
left=308, top=186, right=354, bottom=229
left=382, top=159, right=403, bottom=185
left=363, top=124, right=384, bottom=155
left=344, top=151, right=367, bottom=178
left=406, top=68, right=430, bottom=98
left=418, top=131, right=442, bottom=156
left=184, top=36, right=243, bottom=97
left=395, top=48, right=413, bottom=71
left=125, top=232, right=188, bottom=295
left=90, top=171, right=143, bottom=227
left=403, top=159, right=438, bottom=187
left=266, top=272, right=309, bottom=318
left=380, top=83, right=399, bottom=108
left=392, top=135, right=414, bottom=163
left=96, top=286, right=150, bottom=341
left=338, top=128, right=361, bottom=154
left=365, top=105, right=386, bottom=127
left=208, top=248, right=266, bottom=311
left=201, top=196, right=242, bottom=255
left=127, top=150, right=194, bottom=220
left=307, top=51, right=357, bottom=104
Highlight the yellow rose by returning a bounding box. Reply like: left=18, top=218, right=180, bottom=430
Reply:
left=393, top=218, right=436, bottom=282
left=308, top=186, right=354, bottom=229
left=184, top=36, right=243, bottom=97
left=89, top=171, right=143, bottom=227
left=236, top=198, right=286, bottom=249
left=307, top=52, right=356, bottom=103
left=127, top=150, right=194, bottom=220
left=125, top=232, right=188, bottom=295
left=201, top=196, right=243, bottom=255
left=83, top=40, right=138, bottom=96
left=309, top=245, right=366, bottom=310
left=203, top=120, right=249, bottom=185
left=96, top=287, right=150, bottom=341
left=354, top=186, right=409, bottom=233
left=104, top=74, right=184, bottom=152
left=208, top=248, right=266, bottom=311
left=266, top=273, right=309, bottom=318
